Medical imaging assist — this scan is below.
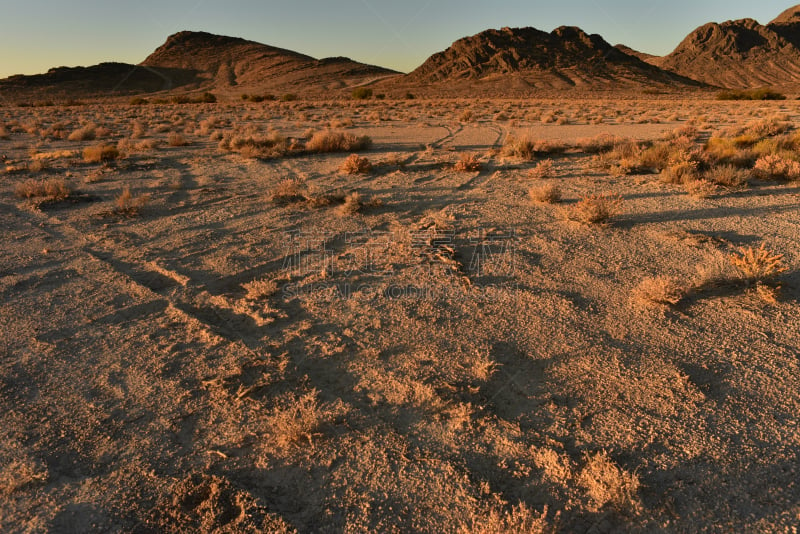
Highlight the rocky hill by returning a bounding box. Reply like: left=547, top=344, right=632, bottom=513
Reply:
left=140, top=31, right=399, bottom=93
left=0, top=63, right=199, bottom=101
left=657, top=8, right=800, bottom=88
left=402, top=26, right=702, bottom=91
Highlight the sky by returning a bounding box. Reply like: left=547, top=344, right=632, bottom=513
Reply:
left=0, top=0, right=796, bottom=78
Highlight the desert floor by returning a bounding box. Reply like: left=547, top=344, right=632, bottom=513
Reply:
left=1, top=98, right=799, bottom=533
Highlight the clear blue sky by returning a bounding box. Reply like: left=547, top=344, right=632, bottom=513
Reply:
left=0, top=1, right=796, bottom=77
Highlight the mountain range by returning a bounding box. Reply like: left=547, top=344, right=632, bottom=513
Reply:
left=3, top=5, right=800, bottom=100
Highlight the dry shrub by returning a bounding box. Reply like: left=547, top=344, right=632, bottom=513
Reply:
left=659, top=150, right=700, bottom=184
left=460, top=503, right=553, bottom=534
left=0, top=124, right=9, bottom=139
left=704, top=137, right=754, bottom=168
left=306, top=130, right=371, bottom=153
left=339, top=154, right=372, bottom=175
left=27, top=159, right=48, bottom=173
left=115, top=187, right=150, bottom=216
left=729, top=244, right=787, bottom=284
left=336, top=192, right=363, bottom=216
left=568, top=193, right=623, bottom=224
left=503, top=134, right=566, bottom=160
left=753, top=154, right=800, bottom=180
left=269, top=179, right=309, bottom=205
left=267, top=390, right=346, bottom=451
left=632, top=276, right=686, bottom=308
left=118, top=138, right=161, bottom=153
left=683, top=178, right=718, bottom=199
left=703, top=164, right=749, bottom=188
left=83, top=144, right=120, bottom=163
left=454, top=153, right=482, bottom=172
left=167, top=132, right=189, bottom=147
left=67, top=123, right=96, bottom=141
left=575, top=133, right=624, bottom=154
left=528, top=159, right=555, bottom=179
left=459, top=109, right=473, bottom=122
left=15, top=178, right=71, bottom=200
left=577, top=451, right=640, bottom=511
left=223, top=131, right=288, bottom=159
left=242, top=278, right=278, bottom=300
left=529, top=183, right=562, bottom=204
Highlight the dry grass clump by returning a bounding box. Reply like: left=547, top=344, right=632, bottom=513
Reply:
left=703, top=137, right=755, bottom=168
left=306, top=130, right=371, bottom=153
left=269, top=179, right=310, bottom=205
left=336, top=192, right=367, bottom=216
left=528, top=159, right=555, bottom=180
left=83, top=144, right=120, bottom=163
left=15, top=178, right=71, bottom=200
left=703, top=164, right=749, bottom=188
left=454, top=153, right=482, bottom=172
left=632, top=276, right=687, bottom=308
left=221, top=131, right=289, bottom=159
left=502, top=134, right=566, bottom=159
left=659, top=150, right=701, bottom=184
left=729, top=244, right=788, bottom=285
left=529, top=183, right=562, bottom=204
left=266, top=390, right=346, bottom=450
left=115, top=187, right=150, bottom=216
left=568, top=193, right=623, bottom=225
left=67, top=123, right=97, bottom=141
left=339, top=154, right=372, bottom=175
left=461, top=503, right=553, bottom=534
left=167, top=132, right=189, bottom=147
left=683, top=178, right=718, bottom=199
left=753, top=154, right=800, bottom=181
left=577, top=451, right=640, bottom=511
left=575, top=133, right=624, bottom=154
left=242, top=278, right=279, bottom=300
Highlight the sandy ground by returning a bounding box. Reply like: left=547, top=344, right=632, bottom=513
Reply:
left=1, top=98, right=799, bottom=532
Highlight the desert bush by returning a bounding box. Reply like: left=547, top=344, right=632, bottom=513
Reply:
left=115, top=187, right=150, bottom=216
left=306, top=130, right=371, bottom=153
left=68, top=123, right=97, bottom=141
left=753, top=154, right=800, bottom=180
left=659, top=150, right=701, bottom=184
left=684, top=178, right=719, bottom=198
left=351, top=87, right=373, bottom=100
left=15, top=178, right=71, bottom=200
left=568, top=193, right=623, bottom=225
left=82, top=144, right=120, bottom=163
left=502, top=134, right=566, bottom=159
left=459, top=110, right=473, bottom=122
left=716, top=88, right=786, bottom=101
left=281, top=93, right=297, bottom=102
left=269, top=179, right=309, bottom=205
left=529, top=183, right=561, bottom=204
left=454, top=153, right=482, bottom=172
left=266, top=390, right=345, bottom=450
left=167, top=132, right=189, bottom=147
left=729, top=244, right=787, bottom=284
left=242, top=279, right=279, bottom=300
left=339, top=154, right=372, bottom=174
left=575, top=133, right=624, bottom=154
left=577, top=451, right=640, bottom=511
left=632, top=276, right=686, bottom=308
left=336, top=191, right=364, bottom=216
left=703, top=164, right=749, bottom=188
left=704, top=137, right=754, bottom=168
left=223, top=131, right=288, bottom=159
left=528, top=159, right=555, bottom=179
